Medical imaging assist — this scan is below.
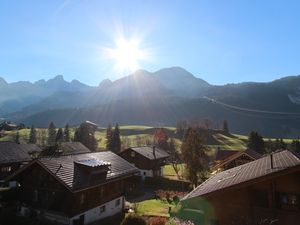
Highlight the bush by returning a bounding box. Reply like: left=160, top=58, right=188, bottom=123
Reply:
left=166, top=218, right=194, bottom=225
left=148, top=217, right=168, bottom=225
left=121, top=214, right=147, bottom=225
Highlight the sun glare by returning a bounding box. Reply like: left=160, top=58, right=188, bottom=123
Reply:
left=105, top=38, right=147, bottom=73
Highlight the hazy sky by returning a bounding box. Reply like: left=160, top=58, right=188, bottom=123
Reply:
left=1, top=0, right=300, bottom=85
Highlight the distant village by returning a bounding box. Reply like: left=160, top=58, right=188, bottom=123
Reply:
left=0, top=120, right=299, bottom=225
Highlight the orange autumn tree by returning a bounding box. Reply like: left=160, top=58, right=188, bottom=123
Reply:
left=153, top=128, right=169, bottom=150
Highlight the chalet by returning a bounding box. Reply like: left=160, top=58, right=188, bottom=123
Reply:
left=7, top=151, right=138, bottom=225
left=119, top=146, right=169, bottom=179
left=0, top=142, right=40, bottom=181
left=181, top=150, right=300, bottom=225
left=211, top=149, right=261, bottom=173
left=0, top=121, right=18, bottom=131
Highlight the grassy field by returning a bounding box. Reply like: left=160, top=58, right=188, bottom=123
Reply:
left=163, top=164, right=186, bottom=180
left=135, top=199, right=173, bottom=217
left=1, top=125, right=296, bottom=152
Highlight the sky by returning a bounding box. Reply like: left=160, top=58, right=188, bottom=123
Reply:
left=1, top=0, right=300, bottom=86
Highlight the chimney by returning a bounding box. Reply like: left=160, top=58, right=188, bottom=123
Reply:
left=270, top=153, right=274, bottom=169
left=153, top=146, right=156, bottom=159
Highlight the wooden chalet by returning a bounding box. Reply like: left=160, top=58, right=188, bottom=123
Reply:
left=0, top=142, right=41, bottom=181
left=7, top=151, right=138, bottom=225
left=0, top=121, right=18, bottom=131
left=119, top=146, right=169, bottom=180
left=212, top=149, right=261, bottom=173
left=181, top=150, right=300, bottom=225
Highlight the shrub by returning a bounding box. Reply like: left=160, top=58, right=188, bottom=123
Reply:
left=166, top=218, right=195, bottom=225
left=148, top=217, right=168, bottom=225
left=121, top=214, right=147, bottom=225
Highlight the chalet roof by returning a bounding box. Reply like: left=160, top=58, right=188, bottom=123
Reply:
left=129, top=146, right=169, bottom=160
left=215, top=149, right=237, bottom=161
left=0, top=142, right=33, bottom=164
left=36, top=151, right=138, bottom=191
left=19, top=144, right=43, bottom=154
left=182, top=150, right=300, bottom=201
left=40, top=142, right=91, bottom=156
left=215, top=149, right=261, bottom=161
left=59, top=142, right=91, bottom=155
left=212, top=149, right=262, bottom=170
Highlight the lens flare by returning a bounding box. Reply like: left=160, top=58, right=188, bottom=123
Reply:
left=104, top=37, right=148, bottom=73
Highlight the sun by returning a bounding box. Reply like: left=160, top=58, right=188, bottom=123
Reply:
left=105, top=38, right=147, bottom=73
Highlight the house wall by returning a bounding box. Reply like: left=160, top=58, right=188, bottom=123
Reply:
left=182, top=169, right=300, bottom=225
left=119, top=149, right=166, bottom=173
left=71, top=196, right=124, bottom=225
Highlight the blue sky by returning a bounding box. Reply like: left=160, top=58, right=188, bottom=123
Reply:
left=1, top=0, right=300, bottom=85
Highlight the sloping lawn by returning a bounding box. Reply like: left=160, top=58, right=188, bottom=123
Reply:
left=163, top=164, right=185, bottom=180
left=136, top=199, right=173, bottom=217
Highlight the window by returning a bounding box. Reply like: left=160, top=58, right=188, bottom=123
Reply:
left=131, top=151, right=135, bottom=157
left=277, top=193, right=299, bottom=210
left=100, top=205, right=106, bottom=213
left=115, top=198, right=121, bottom=206
left=1, top=166, right=11, bottom=172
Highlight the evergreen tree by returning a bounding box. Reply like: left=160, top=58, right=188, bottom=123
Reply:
left=64, top=123, right=70, bottom=142
left=56, top=128, right=64, bottom=143
left=111, top=123, right=121, bottom=154
left=106, top=123, right=113, bottom=151
left=74, top=122, right=97, bottom=151
left=291, top=139, right=300, bottom=153
left=28, top=125, right=37, bottom=144
left=15, top=131, right=20, bottom=144
left=247, top=131, right=265, bottom=154
left=48, top=122, right=57, bottom=146
left=222, top=120, right=229, bottom=133
left=181, top=127, right=209, bottom=187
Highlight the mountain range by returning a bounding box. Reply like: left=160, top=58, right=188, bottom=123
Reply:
left=2, top=67, right=300, bottom=137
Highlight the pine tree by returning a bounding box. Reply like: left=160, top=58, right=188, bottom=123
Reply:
left=111, top=123, right=121, bottom=154
left=247, top=131, right=265, bottom=154
left=181, top=127, right=209, bottom=187
left=28, top=125, right=37, bottom=144
left=64, top=123, right=70, bottom=142
left=222, top=120, right=229, bottom=133
left=74, top=122, right=97, bottom=151
left=48, top=122, right=57, bottom=146
left=106, top=123, right=113, bottom=151
left=56, top=128, right=64, bottom=143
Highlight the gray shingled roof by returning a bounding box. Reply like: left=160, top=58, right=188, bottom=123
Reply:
left=59, top=142, right=91, bottom=155
left=182, top=150, right=300, bottom=201
left=130, top=146, right=169, bottom=160
left=19, top=144, right=43, bottom=154
left=38, top=151, right=138, bottom=191
left=0, top=142, right=34, bottom=164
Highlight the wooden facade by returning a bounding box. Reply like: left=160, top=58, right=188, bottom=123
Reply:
left=119, top=147, right=169, bottom=178
left=182, top=167, right=300, bottom=225
left=181, top=151, right=300, bottom=225
left=7, top=151, right=138, bottom=225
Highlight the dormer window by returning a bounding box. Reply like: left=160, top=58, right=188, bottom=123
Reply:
left=131, top=151, right=135, bottom=157
left=73, top=159, right=111, bottom=187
